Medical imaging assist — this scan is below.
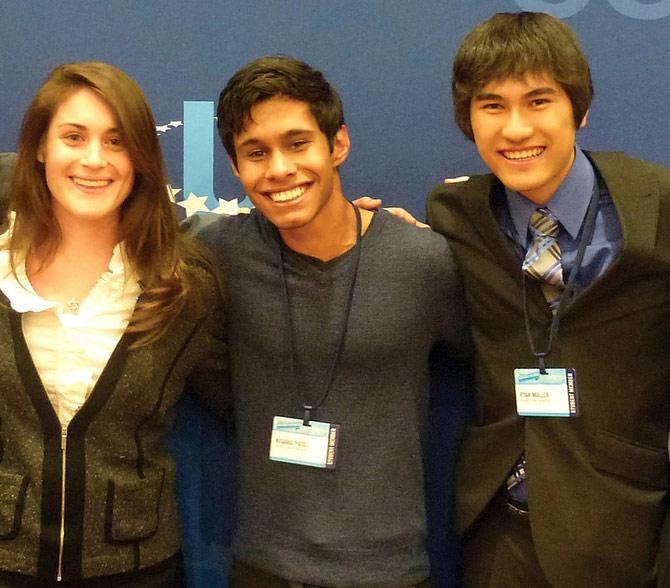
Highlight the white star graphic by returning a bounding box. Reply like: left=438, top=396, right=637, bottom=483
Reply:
left=177, top=192, right=210, bottom=217
left=166, top=184, right=182, bottom=203
left=168, top=120, right=183, bottom=128
left=156, top=124, right=170, bottom=134
left=209, top=197, right=244, bottom=215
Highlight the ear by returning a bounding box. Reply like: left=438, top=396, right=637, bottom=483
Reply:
left=37, top=141, right=45, bottom=163
left=228, top=155, right=240, bottom=178
left=330, top=125, right=350, bottom=168
left=578, top=109, right=589, bottom=129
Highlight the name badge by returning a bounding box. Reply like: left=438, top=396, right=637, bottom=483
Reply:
left=513, top=368, right=579, bottom=417
left=269, top=416, right=340, bottom=469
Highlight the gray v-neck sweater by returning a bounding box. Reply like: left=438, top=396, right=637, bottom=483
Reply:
left=196, top=208, right=467, bottom=586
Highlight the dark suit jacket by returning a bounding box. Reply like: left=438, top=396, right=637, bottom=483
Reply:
left=427, top=151, right=670, bottom=587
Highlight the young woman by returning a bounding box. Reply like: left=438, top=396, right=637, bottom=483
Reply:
left=0, top=62, right=226, bottom=587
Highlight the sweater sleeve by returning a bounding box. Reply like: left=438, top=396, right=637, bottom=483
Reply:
left=184, top=266, right=231, bottom=422
left=432, top=228, right=471, bottom=359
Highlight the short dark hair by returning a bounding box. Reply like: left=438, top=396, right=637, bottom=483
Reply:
left=217, top=55, right=344, bottom=166
left=452, top=12, right=593, bottom=140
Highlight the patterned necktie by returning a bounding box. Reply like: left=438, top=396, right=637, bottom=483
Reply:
left=522, top=207, right=564, bottom=310
left=505, top=208, right=565, bottom=512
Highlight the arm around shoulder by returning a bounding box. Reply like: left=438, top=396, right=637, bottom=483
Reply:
left=184, top=263, right=231, bottom=422
left=424, top=228, right=471, bottom=359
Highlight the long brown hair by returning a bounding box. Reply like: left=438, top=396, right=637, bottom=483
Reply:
left=9, top=61, right=210, bottom=345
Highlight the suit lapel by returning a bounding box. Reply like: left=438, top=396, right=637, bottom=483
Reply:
left=460, top=175, right=550, bottom=315
left=461, top=176, right=523, bottom=271
left=590, top=152, right=659, bottom=264
left=570, top=152, right=660, bottom=307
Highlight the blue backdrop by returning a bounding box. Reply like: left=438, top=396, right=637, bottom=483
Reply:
left=2, top=1, right=668, bottom=586
left=1, top=1, right=668, bottom=218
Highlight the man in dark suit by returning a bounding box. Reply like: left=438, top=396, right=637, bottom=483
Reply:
left=427, top=12, right=670, bottom=587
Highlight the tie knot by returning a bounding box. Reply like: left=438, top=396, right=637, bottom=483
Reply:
left=529, top=207, right=559, bottom=238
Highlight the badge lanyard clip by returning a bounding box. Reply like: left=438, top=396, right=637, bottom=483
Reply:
left=302, top=405, right=313, bottom=427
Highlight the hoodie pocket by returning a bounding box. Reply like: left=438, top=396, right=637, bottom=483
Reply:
left=0, top=469, right=29, bottom=540
left=104, top=469, right=165, bottom=543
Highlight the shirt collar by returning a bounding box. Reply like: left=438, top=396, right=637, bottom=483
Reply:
left=0, top=218, right=135, bottom=314
left=505, top=147, right=595, bottom=246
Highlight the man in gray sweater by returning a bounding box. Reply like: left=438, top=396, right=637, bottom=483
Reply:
left=195, top=56, right=467, bottom=587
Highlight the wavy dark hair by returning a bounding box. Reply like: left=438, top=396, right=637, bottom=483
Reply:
left=217, top=55, right=344, bottom=167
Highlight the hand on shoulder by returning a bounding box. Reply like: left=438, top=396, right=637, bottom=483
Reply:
left=352, top=195, right=429, bottom=228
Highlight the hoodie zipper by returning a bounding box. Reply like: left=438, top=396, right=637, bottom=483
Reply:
left=56, top=422, right=68, bottom=582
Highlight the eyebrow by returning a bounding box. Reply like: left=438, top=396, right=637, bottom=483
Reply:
left=473, top=87, right=559, bottom=101
left=236, top=128, right=316, bottom=149
left=56, top=122, right=121, bottom=132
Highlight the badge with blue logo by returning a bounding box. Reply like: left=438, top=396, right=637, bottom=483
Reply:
left=513, top=368, right=579, bottom=417
left=269, top=416, right=340, bottom=468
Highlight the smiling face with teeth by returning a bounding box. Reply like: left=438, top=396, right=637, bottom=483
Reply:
left=232, top=95, right=350, bottom=243
left=470, top=72, right=587, bottom=205
left=38, top=87, right=134, bottom=229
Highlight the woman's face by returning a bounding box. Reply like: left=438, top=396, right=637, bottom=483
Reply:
left=38, top=87, right=134, bottom=229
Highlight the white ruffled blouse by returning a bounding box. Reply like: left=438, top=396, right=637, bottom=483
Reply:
left=0, top=228, right=141, bottom=425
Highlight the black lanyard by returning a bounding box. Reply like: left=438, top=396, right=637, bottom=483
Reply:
left=522, top=177, right=601, bottom=372
left=275, top=202, right=363, bottom=425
